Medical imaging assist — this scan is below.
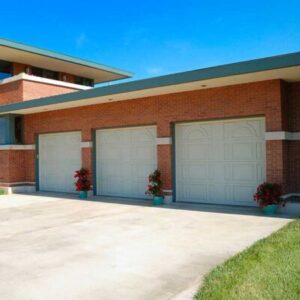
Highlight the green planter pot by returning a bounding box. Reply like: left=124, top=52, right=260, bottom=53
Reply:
left=262, top=204, right=279, bottom=215
left=79, top=191, right=88, bottom=199
left=153, top=196, right=164, bottom=206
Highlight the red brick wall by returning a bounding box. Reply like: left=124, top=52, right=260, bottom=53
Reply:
left=2, top=78, right=300, bottom=195
left=287, top=82, right=300, bottom=131
left=0, top=80, right=23, bottom=105
left=22, top=80, right=78, bottom=101
left=288, top=141, right=300, bottom=192
left=0, top=79, right=79, bottom=104
left=12, top=63, right=27, bottom=75
left=0, top=150, right=26, bottom=183
left=266, top=141, right=289, bottom=192
left=23, top=79, right=284, bottom=143
left=0, top=151, right=10, bottom=182
left=21, top=79, right=285, bottom=191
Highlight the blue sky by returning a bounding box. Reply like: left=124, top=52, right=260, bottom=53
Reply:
left=2, top=1, right=300, bottom=80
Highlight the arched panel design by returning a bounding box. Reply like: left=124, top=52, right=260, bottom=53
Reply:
left=175, top=118, right=265, bottom=206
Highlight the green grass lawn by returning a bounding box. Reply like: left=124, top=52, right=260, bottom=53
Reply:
left=195, top=218, right=300, bottom=300
left=0, top=189, right=6, bottom=195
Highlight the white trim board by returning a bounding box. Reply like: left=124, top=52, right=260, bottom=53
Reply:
left=0, top=144, right=35, bottom=150
left=0, top=181, right=35, bottom=185
left=0, top=73, right=91, bottom=90
left=156, top=137, right=172, bottom=145
left=265, top=131, right=300, bottom=141
left=81, top=141, right=92, bottom=148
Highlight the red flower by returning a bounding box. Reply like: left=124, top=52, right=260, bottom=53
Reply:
left=253, top=182, right=284, bottom=207
left=74, top=168, right=91, bottom=191
left=145, top=169, right=163, bottom=197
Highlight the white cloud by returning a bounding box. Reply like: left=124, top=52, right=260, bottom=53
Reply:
left=145, top=67, right=163, bottom=76
left=75, top=33, right=87, bottom=48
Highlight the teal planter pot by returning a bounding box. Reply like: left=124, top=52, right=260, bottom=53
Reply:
left=153, top=196, right=164, bottom=206
left=262, top=204, right=279, bottom=215
left=79, top=191, right=88, bottom=199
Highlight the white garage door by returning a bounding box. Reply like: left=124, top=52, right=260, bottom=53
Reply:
left=175, top=118, right=266, bottom=206
left=39, top=132, right=81, bottom=193
left=96, top=126, right=157, bottom=198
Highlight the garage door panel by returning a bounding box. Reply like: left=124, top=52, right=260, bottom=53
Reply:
left=233, top=185, right=256, bottom=203
left=186, top=144, right=211, bottom=160
left=96, top=126, right=156, bottom=199
left=135, top=146, right=154, bottom=161
left=182, top=163, right=210, bottom=180
left=39, top=132, right=81, bottom=193
left=176, top=118, right=266, bottom=206
left=231, top=164, right=256, bottom=181
left=183, top=183, right=208, bottom=202
left=231, top=143, right=256, bottom=160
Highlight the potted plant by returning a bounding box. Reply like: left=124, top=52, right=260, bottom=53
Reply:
left=253, top=182, right=285, bottom=214
left=74, top=168, right=91, bottom=199
left=146, top=169, right=164, bottom=205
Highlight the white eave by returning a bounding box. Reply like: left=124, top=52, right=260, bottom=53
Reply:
left=0, top=73, right=92, bottom=90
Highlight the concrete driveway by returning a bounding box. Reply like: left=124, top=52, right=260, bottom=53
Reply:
left=0, top=193, right=291, bottom=300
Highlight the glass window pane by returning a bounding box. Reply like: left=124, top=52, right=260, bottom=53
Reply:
left=0, top=118, right=6, bottom=144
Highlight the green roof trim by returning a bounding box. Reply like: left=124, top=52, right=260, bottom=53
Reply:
left=0, top=38, right=133, bottom=78
left=1, top=50, right=300, bottom=114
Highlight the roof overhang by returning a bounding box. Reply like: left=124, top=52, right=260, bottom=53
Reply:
left=1, top=51, right=300, bottom=115
left=0, top=38, right=133, bottom=83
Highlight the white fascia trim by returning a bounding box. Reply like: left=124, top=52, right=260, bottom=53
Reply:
left=0, top=144, right=35, bottom=150
left=156, top=137, right=172, bottom=145
left=265, top=131, right=300, bottom=141
left=0, top=181, right=35, bottom=185
left=81, top=141, right=92, bottom=148
left=0, top=73, right=92, bottom=90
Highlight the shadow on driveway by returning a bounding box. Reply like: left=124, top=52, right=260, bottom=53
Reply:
left=18, top=191, right=295, bottom=220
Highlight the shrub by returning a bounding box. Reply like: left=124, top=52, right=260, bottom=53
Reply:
left=74, top=168, right=92, bottom=192
left=145, top=169, right=164, bottom=197
left=253, top=182, right=284, bottom=207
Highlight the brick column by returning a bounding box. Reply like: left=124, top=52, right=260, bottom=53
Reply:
left=157, top=144, right=172, bottom=189
left=266, top=140, right=289, bottom=192
left=265, top=80, right=289, bottom=192
left=157, top=121, right=173, bottom=202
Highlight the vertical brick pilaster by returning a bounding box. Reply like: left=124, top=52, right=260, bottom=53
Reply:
left=266, top=140, right=289, bottom=192
left=82, top=147, right=93, bottom=185
left=157, top=144, right=172, bottom=191
left=82, top=148, right=92, bottom=171
left=265, top=80, right=287, bottom=131
left=265, top=80, right=290, bottom=192
left=25, top=150, right=35, bottom=182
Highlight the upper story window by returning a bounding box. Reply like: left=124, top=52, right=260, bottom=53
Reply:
left=31, top=67, right=59, bottom=80
left=0, top=60, right=12, bottom=80
left=75, top=76, right=94, bottom=87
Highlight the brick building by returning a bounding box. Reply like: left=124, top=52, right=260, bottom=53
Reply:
left=0, top=38, right=299, bottom=206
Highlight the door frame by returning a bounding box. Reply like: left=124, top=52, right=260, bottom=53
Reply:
left=173, top=116, right=266, bottom=204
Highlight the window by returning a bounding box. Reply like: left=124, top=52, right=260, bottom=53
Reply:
left=0, top=115, right=23, bottom=145
left=0, top=60, right=12, bottom=80
left=14, top=116, right=23, bottom=144
left=75, top=76, right=94, bottom=87
left=0, top=118, right=6, bottom=144
left=32, top=67, right=59, bottom=80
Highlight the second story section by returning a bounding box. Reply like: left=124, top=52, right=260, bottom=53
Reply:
left=0, top=39, right=132, bottom=105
